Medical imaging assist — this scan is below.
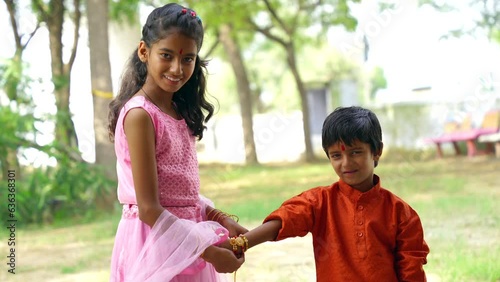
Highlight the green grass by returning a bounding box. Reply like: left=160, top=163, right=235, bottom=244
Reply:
left=199, top=158, right=500, bottom=282
left=199, top=162, right=334, bottom=220
left=3, top=156, right=499, bottom=281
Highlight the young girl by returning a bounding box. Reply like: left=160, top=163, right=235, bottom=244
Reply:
left=108, top=3, right=246, bottom=281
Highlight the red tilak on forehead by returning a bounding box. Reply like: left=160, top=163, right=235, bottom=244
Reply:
left=179, top=49, right=183, bottom=55
left=341, top=144, right=346, bottom=151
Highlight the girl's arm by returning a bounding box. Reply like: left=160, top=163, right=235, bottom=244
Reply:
left=201, top=245, right=245, bottom=273
left=205, top=206, right=249, bottom=237
left=126, top=108, right=244, bottom=272
left=124, top=108, right=165, bottom=227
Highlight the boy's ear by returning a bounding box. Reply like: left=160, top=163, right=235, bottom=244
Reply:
left=374, top=142, right=384, bottom=160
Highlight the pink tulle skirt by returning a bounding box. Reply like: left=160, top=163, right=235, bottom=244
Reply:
left=110, top=205, right=228, bottom=282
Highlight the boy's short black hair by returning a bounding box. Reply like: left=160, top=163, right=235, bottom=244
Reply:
left=322, top=106, right=383, bottom=157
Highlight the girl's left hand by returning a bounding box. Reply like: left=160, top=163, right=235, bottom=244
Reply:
left=220, top=217, right=248, bottom=238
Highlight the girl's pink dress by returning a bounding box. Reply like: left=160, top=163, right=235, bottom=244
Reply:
left=110, top=96, right=228, bottom=282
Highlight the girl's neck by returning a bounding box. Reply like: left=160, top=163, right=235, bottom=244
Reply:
left=140, top=87, right=179, bottom=119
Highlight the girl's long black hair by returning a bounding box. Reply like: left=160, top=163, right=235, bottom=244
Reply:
left=108, top=3, right=214, bottom=142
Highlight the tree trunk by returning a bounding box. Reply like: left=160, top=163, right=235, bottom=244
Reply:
left=219, top=24, right=259, bottom=165
left=3, top=1, right=31, bottom=178
left=45, top=0, right=79, bottom=151
left=4, top=50, right=22, bottom=177
left=285, top=43, right=316, bottom=162
left=87, top=0, right=117, bottom=181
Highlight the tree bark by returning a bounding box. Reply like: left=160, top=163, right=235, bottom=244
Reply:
left=86, top=0, right=117, bottom=181
left=285, top=43, right=316, bottom=162
left=248, top=10, right=317, bottom=162
left=3, top=51, right=22, bottom=178
left=39, top=0, right=80, bottom=152
left=218, top=24, right=259, bottom=165
left=2, top=0, right=39, bottom=178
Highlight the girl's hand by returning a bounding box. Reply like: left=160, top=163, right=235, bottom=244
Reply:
left=203, top=245, right=244, bottom=273
left=218, top=237, right=245, bottom=258
left=220, top=217, right=248, bottom=238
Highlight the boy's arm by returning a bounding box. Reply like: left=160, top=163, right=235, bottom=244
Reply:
left=245, top=219, right=282, bottom=249
left=395, top=208, right=430, bottom=281
left=219, top=190, right=317, bottom=253
left=217, top=220, right=282, bottom=253
left=241, top=191, right=318, bottom=251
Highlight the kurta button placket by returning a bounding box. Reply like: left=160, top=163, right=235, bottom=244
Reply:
left=355, top=201, right=367, bottom=258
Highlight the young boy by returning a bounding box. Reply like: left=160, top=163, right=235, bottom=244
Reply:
left=237, top=106, right=429, bottom=281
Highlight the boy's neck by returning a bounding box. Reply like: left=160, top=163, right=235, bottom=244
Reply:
left=342, top=175, right=378, bottom=193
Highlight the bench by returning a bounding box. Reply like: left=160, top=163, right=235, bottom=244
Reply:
left=426, top=110, right=500, bottom=158
left=478, top=132, right=500, bottom=158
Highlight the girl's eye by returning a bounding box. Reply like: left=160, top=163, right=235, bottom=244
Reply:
left=161, top=53, right=172, bottom=59
left=183, top=57, right=195, bottom=63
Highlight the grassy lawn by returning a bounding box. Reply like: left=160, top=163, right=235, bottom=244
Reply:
left=2, top=154, right=499, bottom=281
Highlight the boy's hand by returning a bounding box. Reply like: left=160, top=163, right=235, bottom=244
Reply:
left=203, top=245, right=244, bottom=273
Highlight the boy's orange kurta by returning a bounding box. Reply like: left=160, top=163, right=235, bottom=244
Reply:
left=264, top=175, right=429, bottom=282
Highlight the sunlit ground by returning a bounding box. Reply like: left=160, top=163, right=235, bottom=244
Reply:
left=2, top=154, right=499, bottom=282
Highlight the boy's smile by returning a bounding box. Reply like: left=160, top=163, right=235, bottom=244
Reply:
left=327, top=139, right=382, bottom=192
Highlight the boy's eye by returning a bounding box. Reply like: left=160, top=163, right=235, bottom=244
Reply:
left=330, top=153, right=341, bottom=159
left=351, top=150, right=362, bottom=155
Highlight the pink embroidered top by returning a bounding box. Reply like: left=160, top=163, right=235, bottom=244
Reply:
left=115, top=95, right=202, bottom=221
left=110, top=95, right=228, bottom=281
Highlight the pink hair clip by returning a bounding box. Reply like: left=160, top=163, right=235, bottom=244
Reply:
left=190, top=11, right=196, bottom=17
left=181, top=8, right=187, bottom=14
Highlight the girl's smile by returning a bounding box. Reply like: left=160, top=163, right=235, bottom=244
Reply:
left=139, top=32, right=198, bottom=97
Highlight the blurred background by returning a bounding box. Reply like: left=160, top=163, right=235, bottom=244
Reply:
left=1, top=0, right=499, bottom=281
